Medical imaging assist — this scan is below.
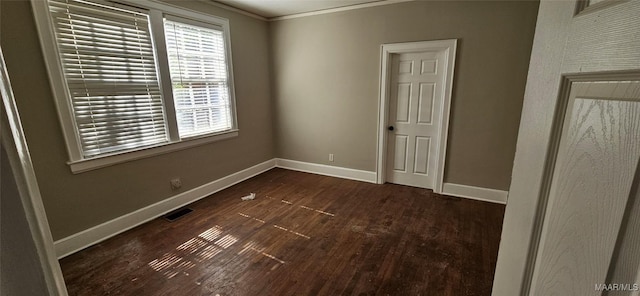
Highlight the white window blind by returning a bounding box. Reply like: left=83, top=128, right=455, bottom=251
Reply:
left=49, top=0, right=167, bottom=157
left=37, top=0, right=238, bottom=170
left=164, top=19, right=232, bottom=138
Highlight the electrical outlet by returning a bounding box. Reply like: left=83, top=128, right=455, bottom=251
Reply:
left=170, top=178, right=182, bottom=190
left=329, top=153, right=334, bottom=162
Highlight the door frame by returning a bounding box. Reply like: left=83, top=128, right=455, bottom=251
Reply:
left=375, top=39, right=457, bottom=193
left=1, top=47, right=69, bottom=295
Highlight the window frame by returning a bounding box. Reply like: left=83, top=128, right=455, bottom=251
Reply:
left=163, top=15, right=235, bottom=139
left=31, top=0, right=239, bottom=173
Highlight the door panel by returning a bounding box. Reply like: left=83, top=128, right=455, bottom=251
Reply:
left=386, top=51, right=444, bottom=189
left=396, top=83, right=411, bottom=123
left=531, top=81, right=640, bottom=295
left=418, top=83, right=435, bottom=124
left=414, top=137, right=431, bottom=175
left=420, top=59, right=437, bottom=74
left=493, top=2, right=640, bottom=294
left=393, top=135, right=408, bottom=172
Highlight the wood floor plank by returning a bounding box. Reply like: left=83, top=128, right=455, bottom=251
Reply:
left=60, top=168, right=505, bottom=296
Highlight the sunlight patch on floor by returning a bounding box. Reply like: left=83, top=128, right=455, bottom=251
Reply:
left=148, top=225, right=238, bottom=279
left=238, top=241, right=286, bottom=264
left=299, top=205, right=335, bottom=217
left=238, top=212, right=266, bottom=223
left=273, top=225, right=311, bottom=239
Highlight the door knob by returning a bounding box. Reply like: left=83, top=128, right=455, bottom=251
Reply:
left=388, top=126, right=394, bottom=131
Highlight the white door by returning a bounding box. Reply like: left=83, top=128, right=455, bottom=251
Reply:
left=385, top=51, right=445, bottom=189
left=493, top=1, right=640, bottom=295
left=530, top=81, right=640, bottom=295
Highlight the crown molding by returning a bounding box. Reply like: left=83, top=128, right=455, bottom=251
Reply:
left=200, top=0, right=416, bottom=22
left=196, top=0, right=268, bottom=21
left=269, top=0, right=415, bottom=21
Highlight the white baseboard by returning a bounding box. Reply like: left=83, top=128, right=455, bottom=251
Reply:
left=54, top=159, right=277, bottom=258
left=54, top=158, right=504, bottom=258
left=274, top=159, right=507, bottom=205
left=275, top=158, right=377, bottom=183
left=441, top=182, right=508, bottom=204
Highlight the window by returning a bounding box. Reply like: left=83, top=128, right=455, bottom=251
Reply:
left=32, top=0, right=237, bottom=172
left=48, top=0, right=167, bottom=157
left=164, top=19, right=232, bottom=138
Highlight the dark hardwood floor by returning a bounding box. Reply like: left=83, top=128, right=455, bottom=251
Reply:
left=60, top=168, right=505, bottom=296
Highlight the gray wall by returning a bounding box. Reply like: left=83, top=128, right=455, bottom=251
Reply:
left=3, top=0, right=538, bottom=243
left=270, top=1, right=539, bottom=190
left=1, top=0, right=274, bottom=240
left=1, top=143, right=49, bottom=296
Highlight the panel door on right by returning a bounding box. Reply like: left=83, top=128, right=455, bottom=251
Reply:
left=531, top=81, right=640, bottom=296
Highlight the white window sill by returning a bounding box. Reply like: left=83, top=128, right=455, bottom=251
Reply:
left=68, top=130, right=239, bottom=174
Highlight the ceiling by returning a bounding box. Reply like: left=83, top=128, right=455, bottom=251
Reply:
left=214, top=0, right=386, bottom=18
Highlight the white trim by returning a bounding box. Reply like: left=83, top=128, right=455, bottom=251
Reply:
left=1, top=47, right=69, bottom=295
left=148, top=9, right=180, bottom=141
left=69, top=130, right=239, bottom=174
left=275, top=158, right=506, bottom=204
left=31, top=0, right=83, bottom=161
left=275, top=158, right=377, bottom=184
left=53, top=158, right=508, bottom=259
left=139, top=0, right=231, bottom=24
left=54, top=159, right=276, bottom=258
left=194, top=0, right=268, bottom=21
left=375, top=39, right=457, bottom=194
left=442, top=183, right=508, bottom=204
left=269, top=0, right=415, bottom=21
left=31, top=0, right=239, bottom=172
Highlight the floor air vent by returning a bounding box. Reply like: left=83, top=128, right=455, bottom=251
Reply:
left=164, top=208, right=193, bottom=222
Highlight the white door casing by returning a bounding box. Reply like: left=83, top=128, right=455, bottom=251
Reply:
left=493, top=0, right=640, bottom=295
left=1, top=46, right=69, bottom=294
left=385, top=52, right=444, bottom=189
left=376, top=40, right=457, bottom=193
